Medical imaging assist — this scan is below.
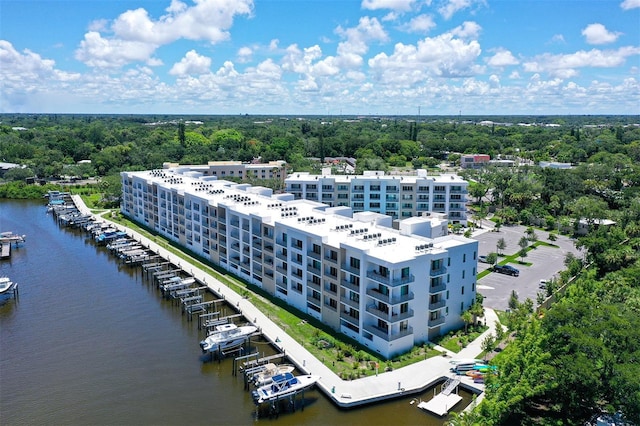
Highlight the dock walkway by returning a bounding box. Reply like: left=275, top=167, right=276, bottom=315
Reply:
left=74, top=196, right=495, bottom=410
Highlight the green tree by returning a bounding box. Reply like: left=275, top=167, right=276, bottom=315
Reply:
left=496, top=238, right=506, bottom=256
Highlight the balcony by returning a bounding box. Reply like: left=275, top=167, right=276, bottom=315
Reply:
left=307, top=250, right=321, bottom=261
left=340, top=310, right=359, bottom=326
left=341, top=263, right=360, bottom=275
left=341, top=279, right=360, bottom=293
left=341, top=295, right=360, bottom=309
left=366, top=270, right=415, bottom=287
left=276, top=250, right=288, bottom=261
left=365, top=305, right=414, bottom=322
left=276, top=266, right=287, bottom=275
left=430, top=266, right=447, bottom=276
left=430, top=283, right=447, bottom=293
left=366, top=288, right=415, bottom=304
left=324, top=283, right=338, bottom=295
left=307, top=264, right=322, bottom=277
left=429, top=316, right=446, bottom=327
left=363, top=324, right=413, bottom=341
left=429, top=299, right=447, bottom=310
left=324, top=255, right=338, bottom=264
left=307, top=279, right=321, bottom=292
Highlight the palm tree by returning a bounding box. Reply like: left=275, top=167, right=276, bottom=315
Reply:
left=461, top=310, right=473, bottom=334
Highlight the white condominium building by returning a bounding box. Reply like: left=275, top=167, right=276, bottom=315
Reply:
left=162, top=160, right=287, bottom=185
left=121, top=168, right=478, bottom=359
left=285, top=169, right=468, bottom=225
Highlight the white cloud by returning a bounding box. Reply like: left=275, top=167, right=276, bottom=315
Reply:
left=620, top=0, right=640, bottom=10
left=523, top=46, right=640, bottom=78
left=449, top=21, right=481, bottom=39
left=438, top=0, right=484, bottom=20
left=268, top=39, right=279, bottom=51
left=487, top=49, right=519, bottom=67
left=75, top=0, right=253, bottom=68
left=75, top=31, right=160, bottom=68
left=361, top=0, right=417, bottom=12
left=169, top=50, right=211, bottom=76
left=401, top=14, right=436, bottom=33
left=237, top=46, right=253, bottom=63
left=581, top=23, right=622, bottom=45
left=368, top=29, right=483, bottom=81
left=335, top=16, right=389, bottom=69
left=548, top=34, right=565, bottom=44
left=509, top=71, right=521, bottom=79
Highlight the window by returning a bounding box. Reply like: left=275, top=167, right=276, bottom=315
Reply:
left=400, top=285, right=408, bottom=296
left=472, top=282, right=475, bottom=291
left=473, top=251, right=477, bottom=260
left=350, top=257, right=360, bottom=269
left=461, top=286, right=465, bottom=295
left=446, top=290, right=449, bottom=299
left=462, top=270, right=465, bottom=279
left=329, top=298, right=338, bottom=309
left=401, top=267, right=410, bottom=278
left=460, top=302, right=464, bottom=312
left=349, top=292, right=359, bottom=303
left=463, top=253, right=466, bottom=262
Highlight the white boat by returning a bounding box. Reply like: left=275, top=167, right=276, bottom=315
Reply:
left=0, top=277, right=16, bottom=295
left=251, top=372, right=320, bottom=404
left=252, top=363, right=296, bottom=387
left=199, top=323, right=258, bottom=353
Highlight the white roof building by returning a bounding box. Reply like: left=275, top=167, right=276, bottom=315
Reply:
left=285, top=169, right=468, bottom=225
left=121, top=168, right=479, bottom=359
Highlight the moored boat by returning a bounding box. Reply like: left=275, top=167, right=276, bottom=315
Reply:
left=199, top=323, right=258, bottom=353
left=252, top=363, right=296, bottom=387
left=251, top=372, right=320, bottom=404
left=0, top=277, right=16, bottom=295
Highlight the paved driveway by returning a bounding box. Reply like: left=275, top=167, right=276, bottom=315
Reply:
left=472, top=224, right=582, bottom=311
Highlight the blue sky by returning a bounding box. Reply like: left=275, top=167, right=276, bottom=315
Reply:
left=1, top=0, right=639, bottom=115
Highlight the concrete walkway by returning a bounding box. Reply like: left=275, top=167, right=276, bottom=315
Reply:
left=77, top=197, right=496, bottom=409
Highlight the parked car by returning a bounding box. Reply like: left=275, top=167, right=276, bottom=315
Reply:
left=493, top=264, right=520, bottom=277
left=539, top=279, right=548, bottom=288
left=478, top=255, right=489, bottom=263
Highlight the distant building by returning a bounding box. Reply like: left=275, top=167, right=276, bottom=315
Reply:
left=539, top=161, right=572, bottom=169
left=285, top=169, right=468, bottom=224
left=0, top=162, right=21, bottom=177
left=460, top=154, right=490, bottom=169
left=162, top=160, right=287, bottom=185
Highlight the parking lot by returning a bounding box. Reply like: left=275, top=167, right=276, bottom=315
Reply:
left=472, top=223, right=582, bottom=311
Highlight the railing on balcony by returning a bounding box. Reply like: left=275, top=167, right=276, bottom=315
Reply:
left=429, top=299, right=447, bottom=310
left=339, top=310, right=359, bottom=326
left=430, top=283, right=447, bottom=293
left=430, top=266, right=447, bottom=276
left=276, top=251, right=287, bottom=261
left=429, top=316, right=446, bottom=327
left=307, top=279, right=321, bottom=292
left=363, top=324, right=413, bottom=341
left=307, top=264, right=322, bottom=277
left=307, top=293, right=321, bottom=305
left=307, top=250, right=321, bottom=260
left=341, top=263, right=360, bottom=275
left=365, top=305, right=414, bottom=322
left=324, top=255, right=338, bottom=264
left=341, top=279, right=360, bottom=293
left=324, top=284, right=338, bottom=295
left=366, top=270, right=415, bottom=286
left=341, top=295, right=360, bottom=309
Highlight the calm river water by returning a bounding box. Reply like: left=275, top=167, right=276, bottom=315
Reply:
left=0, top=199, right=472, bottom=426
